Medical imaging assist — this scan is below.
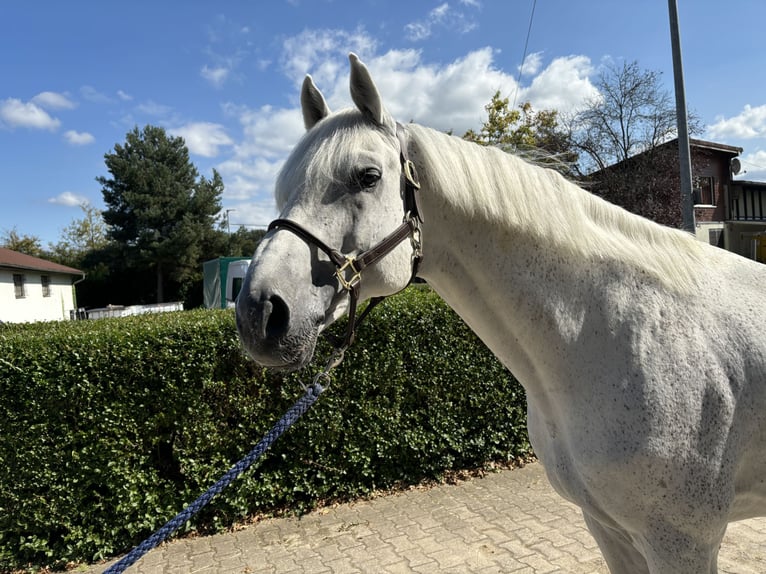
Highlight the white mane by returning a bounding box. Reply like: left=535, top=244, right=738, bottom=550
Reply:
left=406, top=123, right=705, bottom=292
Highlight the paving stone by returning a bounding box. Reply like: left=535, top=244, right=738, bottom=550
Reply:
left=75, top=463, right=765, bottom=573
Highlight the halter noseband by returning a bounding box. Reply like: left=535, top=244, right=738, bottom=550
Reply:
left=267, top=123, right=423, bottom=356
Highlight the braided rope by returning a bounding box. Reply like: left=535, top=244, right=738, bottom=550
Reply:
left=104, top=381, right=325, bottom=574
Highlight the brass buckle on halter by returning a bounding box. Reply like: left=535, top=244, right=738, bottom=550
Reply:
left=336, top=257, right=362, bottom=291
left=405, top=212, right=423, bottom=258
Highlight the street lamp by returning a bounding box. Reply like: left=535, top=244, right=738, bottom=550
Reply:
left=225, top=209, right=236, bottom=234
left=668, top=0, right=694, bottom=233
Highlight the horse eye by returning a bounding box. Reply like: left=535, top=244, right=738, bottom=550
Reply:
left=355, top=167, right=381, bottom=190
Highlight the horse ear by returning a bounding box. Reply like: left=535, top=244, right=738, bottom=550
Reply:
left=349, top=53, right=394, bottom=129
left=301, top=75, right=330, bottom=130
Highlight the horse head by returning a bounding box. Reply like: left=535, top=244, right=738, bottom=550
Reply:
left=236, top=54, right=420, bottom=370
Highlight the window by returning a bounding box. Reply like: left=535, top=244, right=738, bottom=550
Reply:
left=694, top=176, right=716, bottom=206
left=13, top=274, right=25, bottom=298
left=41, top=275, right=51, bottom=297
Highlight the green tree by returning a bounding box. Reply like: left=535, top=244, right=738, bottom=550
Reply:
left=48, top=204, right=108, bottom=267
left=226, top=226, right=266, bottom=257
left=97, top=125, right=224, bottom=303
left=464, top=93, right=578, bottom=176
left=1, top=228, right=44, bottom=257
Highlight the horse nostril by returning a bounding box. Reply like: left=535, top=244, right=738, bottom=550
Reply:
left=264, top=294, right=290, bottom=340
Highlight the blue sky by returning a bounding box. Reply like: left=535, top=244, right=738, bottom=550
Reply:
left=3, top=0, right=766, bottom=246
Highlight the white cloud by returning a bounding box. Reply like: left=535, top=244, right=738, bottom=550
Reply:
left=117, top=90, right=133, bottom=101
left=216, top=103, right=305, bottom=198
left=135, top=100, right=173, bottom=117
left=404, top=2, right=478, bottom=42
left=707, top=104, right=766, bottom=140
left=736, top=149, right=766, bottom=182
left=519, top=51, right=543, bottom=77
left=296, top=47, right=591, bottom=134
left=48, top=191, right=89, bottom=207
left=404, top=21, right=431, bottom=42
left=0, top=98, right=60, bottom=130
left=216, top=37, right=599, bottom=214
left=80, top=85, right=113, bottom=104
left=170, top=122, right=233, bottom=157
left=201, top=65, right=230, bottom=88
left=225, top=104, right=305, bottom=159
left=211, top=100, right=310, bottom=204
left=32, top=91, right=76, bottom=110
left=222, top=200, right=278, bottom=230
left=358, top=48, right=515, bottom=134
left=64, top=130, right=95, bottom=145
left=280, top=28, right=378, bottom=93
left=218, top=156, right=286, bottom=201
left=521, top=55, right=598, bottom=114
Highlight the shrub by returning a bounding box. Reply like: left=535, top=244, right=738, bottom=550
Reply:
left=0, top=287, right=529, bottom=571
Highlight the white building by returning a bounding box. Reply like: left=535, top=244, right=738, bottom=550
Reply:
left=0, top=248, right=84, bottom=323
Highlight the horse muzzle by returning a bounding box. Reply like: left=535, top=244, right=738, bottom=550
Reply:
left=235, top=287, right=321, bottom=371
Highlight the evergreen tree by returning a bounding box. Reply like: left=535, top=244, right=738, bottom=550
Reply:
left=97, top=125, right=224, bottom=303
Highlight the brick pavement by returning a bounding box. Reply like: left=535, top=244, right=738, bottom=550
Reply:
left=87, top=462, right=765, bottom=574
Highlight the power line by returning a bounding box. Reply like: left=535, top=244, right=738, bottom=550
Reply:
left=512, top=0, right=537, bottom=111
left=740, top=158, right=766, bottom=171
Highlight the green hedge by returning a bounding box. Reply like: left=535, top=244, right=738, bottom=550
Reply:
left=0, top=287, right=529, bottom=571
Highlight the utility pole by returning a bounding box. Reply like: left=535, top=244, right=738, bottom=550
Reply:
left=668, top=0, right=695, bottom=233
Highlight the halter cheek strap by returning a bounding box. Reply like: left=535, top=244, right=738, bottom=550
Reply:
left=267, top=123, right=423, bottom=355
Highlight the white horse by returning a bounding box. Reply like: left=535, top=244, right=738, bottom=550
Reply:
left=236, top=54, right=766, bottom=573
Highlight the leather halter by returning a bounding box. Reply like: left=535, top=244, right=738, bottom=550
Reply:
left=267, top=123, right=423, bottom=354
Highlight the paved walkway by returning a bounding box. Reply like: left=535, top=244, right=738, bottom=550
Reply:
left=88, top=462, right=765, bottom=574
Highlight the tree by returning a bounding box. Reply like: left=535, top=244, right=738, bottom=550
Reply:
left=573, top=60, right=702, bottom=226
left=97, top=125, right=224, bottom=303
left=1, top=228, right=44, bottom=257
left=48, top=203, right=108, bottom=267
left=464, top=93, right=578, bottom=176
left=227, top=226, right=267, bottom=257
left=573, top=60, right=698, bottom=173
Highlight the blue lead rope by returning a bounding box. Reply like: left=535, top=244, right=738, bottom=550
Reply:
left=104, top=381, right=326, bottom=574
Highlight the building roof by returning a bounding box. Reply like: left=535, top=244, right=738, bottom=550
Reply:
left=588, top=137, right=743, bottom=179
left=647, top=137, right=742, bottom=158
left=0, top=248, right=84, bottom=275
left=730, top=179, right=766, bottom=191
left=686, top=138, right=743, bottom=156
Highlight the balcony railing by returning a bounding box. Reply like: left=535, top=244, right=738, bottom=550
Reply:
left=730, top=186, right=766, bottom=221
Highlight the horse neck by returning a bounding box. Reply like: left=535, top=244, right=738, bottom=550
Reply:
left=407, top=124, right=702, bottom=387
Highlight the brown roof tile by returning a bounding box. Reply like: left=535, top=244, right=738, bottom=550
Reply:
left=0, top=248, right=84, bottom=276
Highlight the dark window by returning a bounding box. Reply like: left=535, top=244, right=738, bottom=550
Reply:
left=708, top=229, right=724, bottom=248
left=694, top=176, right=715, bottom=206
left=41, top=275, right=51, bottom=297
left=13, top=274, right=25, bottom=298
